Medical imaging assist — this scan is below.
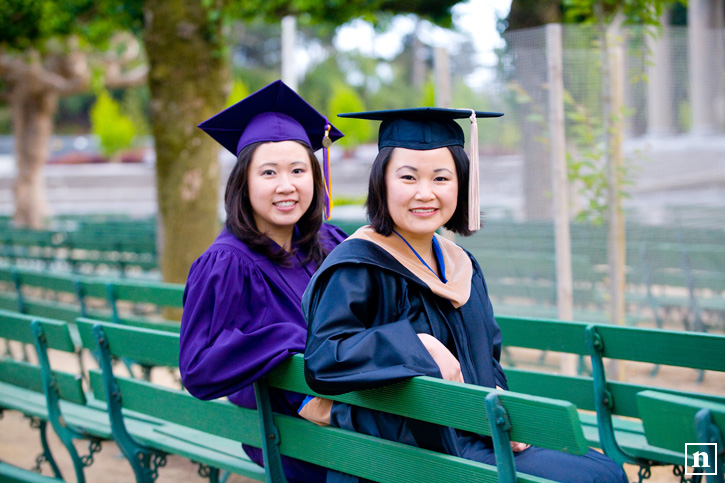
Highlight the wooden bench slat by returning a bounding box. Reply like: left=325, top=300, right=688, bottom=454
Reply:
left=268, top=355, right=590, bottom=455
left=0, top=461, right=62, bottom=483
left=0, top=311, right=75, bottom=352
left=637, top=390, right=725, bottom=453
left=89, top=370, right=261, bottom=445
left=498, top=316, right=590, bottom=355
left=77, top=318, right=179, bottom=367
left=0, top=358, right=86, bottom=405
left=594, top=325, right=725, bottom=372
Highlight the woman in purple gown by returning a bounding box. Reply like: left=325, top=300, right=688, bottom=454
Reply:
left=179, top=80, right=346, bottom=482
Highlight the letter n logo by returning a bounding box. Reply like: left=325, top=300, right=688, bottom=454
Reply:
left=685, top=443, right=718, bottom=476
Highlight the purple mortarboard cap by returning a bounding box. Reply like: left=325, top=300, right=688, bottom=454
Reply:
left=198, top=79, right=344, bottom=156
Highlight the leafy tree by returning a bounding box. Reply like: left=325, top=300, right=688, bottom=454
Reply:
left=0, top=0, right=146, bottom=228
left=90, top=89, right=136, bottom=159
left=328, top=82, right=373, bottom=150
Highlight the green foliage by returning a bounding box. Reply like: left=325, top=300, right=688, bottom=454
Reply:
left=332, top=193, right=367, bottom=206
left=420, top=78, right=436, bottom=106
left=226, top=0, right=459, bottom=28
left=328, top=83, right=372, bottom=147
left=226, top=78, right=251, bottom=107
left=122, top=86, right=151, bottom=137
left=0, top=0, right=137, bottom=51
left=0, top=0, right=43, bottom=49
left=90, top=90, right=137, bottom=158
left=563, top=0, right=680, bottom=26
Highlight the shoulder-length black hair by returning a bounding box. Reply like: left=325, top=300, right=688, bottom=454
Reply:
left=225, top=140, right=328, bottom=265
left=365, top=145, right=474, bottom=237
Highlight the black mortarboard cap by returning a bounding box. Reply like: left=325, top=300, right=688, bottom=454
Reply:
left=338, top=107, right=504, bottom=231
left=338, top=107, right=502, bottom=150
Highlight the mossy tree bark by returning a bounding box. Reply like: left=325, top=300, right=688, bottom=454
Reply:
left=143, top=0, right=229, bottom=284
left=1, top=48, right=92, bottom=229
left=9, top=76, right=55, bottom=229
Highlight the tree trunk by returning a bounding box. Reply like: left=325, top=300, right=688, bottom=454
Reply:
left=143, top=0, right=229, bottom=285
left=10, top=78, right=57, bottom=229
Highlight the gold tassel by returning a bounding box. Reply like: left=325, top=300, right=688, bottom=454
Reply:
left=468, top=110, right=480, bottom=231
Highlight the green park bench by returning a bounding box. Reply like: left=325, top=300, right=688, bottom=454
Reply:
left=0, top=265, right=182, bottom=333
left=497, top=314, right=725, bottom=481
left=0, top=230, right=59, bottom=269
left=0, top=223, right=158, bottom=277
left=0, top=265, right=183, bottom=381
left=0, top=309, right=114, bottom=483
left=0, top=461, right=62, bottom=483
left=458, top=220, right=725, bottom=330
left=638, top=390, right=724, bottom=482
left=77, top=317, right=594, bottom=483
left=627, top=241, right=725, bottom=333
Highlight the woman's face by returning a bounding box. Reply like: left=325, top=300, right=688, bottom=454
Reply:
left=385, top=147, right=458, bottom=242
left=247, top=141, right=314, bottom=243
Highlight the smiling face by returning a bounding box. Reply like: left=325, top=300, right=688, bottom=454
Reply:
left=385, top=147, right=458, bottom=244
left=247, top=140, right=315, bottom=248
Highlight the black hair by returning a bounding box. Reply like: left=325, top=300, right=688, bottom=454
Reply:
left=365, top=145, right=474, bottom=237
left=224, top=140, right=328, bottom=265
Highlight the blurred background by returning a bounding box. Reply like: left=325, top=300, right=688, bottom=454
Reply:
left=1, top=0, right=723, bottom=331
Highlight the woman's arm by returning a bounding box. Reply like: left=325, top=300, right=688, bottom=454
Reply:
left=180, top=251, right=306, bottom=400
left=303, top=264, right=441, bottom=395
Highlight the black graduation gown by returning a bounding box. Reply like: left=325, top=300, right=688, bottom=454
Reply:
left=303, top=238, right=629, bottom=483
left=302, top=238, right=505, bottom=479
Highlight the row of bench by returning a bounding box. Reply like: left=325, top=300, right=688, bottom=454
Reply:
left=0, top=265, right=182, bottom=332
left=1, top=304, right=724, bottom=480
left=3, top=217, right=724, bottom=330
left=1, top=218, right=158, bottom=277
left=456, top=225, right=725, bottom=330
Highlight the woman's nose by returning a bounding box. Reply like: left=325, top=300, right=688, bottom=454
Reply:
left=276, top=174, right=295, bottom=193
left=415, top=182, right=435, bottom=200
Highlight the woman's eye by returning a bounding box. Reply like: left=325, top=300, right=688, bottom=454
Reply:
left=434, top=176, right=449, bottom=182
left=401, top=174, right=415, bottom=181
left=262, top=170, right=275, bottom=176
left=292, top=168, right=306, bottom=174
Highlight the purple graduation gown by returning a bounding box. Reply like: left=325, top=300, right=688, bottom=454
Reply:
left=180, top=223, right=346, bottom=482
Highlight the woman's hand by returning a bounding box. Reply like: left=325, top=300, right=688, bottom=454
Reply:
left=298, top=397, right=332, bottom=426
left=417, top=333, right=464, bottom=383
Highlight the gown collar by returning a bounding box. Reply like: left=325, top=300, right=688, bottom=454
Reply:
left=348, top=226, right=472, bottom=308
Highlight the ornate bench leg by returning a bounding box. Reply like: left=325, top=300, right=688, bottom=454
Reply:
left=197, top=463, right=221, bottom=483
left=29, top=418, right=63, bottom=479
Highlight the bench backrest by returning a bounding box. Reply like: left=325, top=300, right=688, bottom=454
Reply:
left=637, top=390, right=725, bottom=454
left=0, top=266, right=183, bottom=332
left=77, top=318, right=589, bottom=483
left=0, top=308, right=86, bottom=405
left=499, top=315, right=725, bottom=413
left=498, top=314, right=725, bottom=469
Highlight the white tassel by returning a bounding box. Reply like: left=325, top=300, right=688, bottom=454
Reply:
left=468, top=110, right=480, bottom=231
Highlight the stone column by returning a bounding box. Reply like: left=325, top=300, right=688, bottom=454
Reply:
left=688, top=0, right=724, bottom=134
left=646, top=11, right=674, bottom=136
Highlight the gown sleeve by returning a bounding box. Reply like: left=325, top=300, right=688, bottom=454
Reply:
left=179, top=249, right=307, bottom=400
left=303, top=263, right=442, bottom=396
